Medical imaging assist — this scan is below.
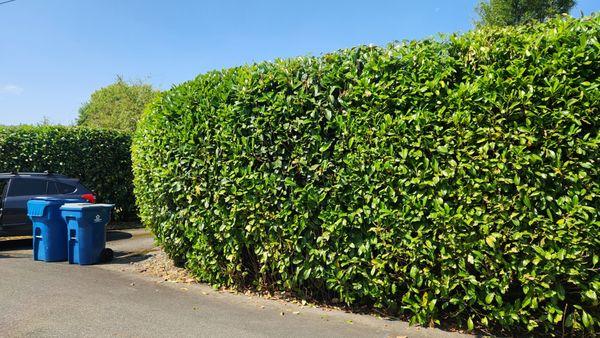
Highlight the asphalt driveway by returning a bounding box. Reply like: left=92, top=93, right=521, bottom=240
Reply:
left=0, top=229, right=470, bottom=338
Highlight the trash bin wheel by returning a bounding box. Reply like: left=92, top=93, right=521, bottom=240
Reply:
left=101, top=248, right=114, bottom=263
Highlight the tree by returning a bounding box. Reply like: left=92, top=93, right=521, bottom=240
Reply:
left=77, top=77, right=159, bottom=132
left=476, top=0, right=576, bottom=26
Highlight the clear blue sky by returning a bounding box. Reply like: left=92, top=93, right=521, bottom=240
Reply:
left=1, top=0, right=598, bottom=126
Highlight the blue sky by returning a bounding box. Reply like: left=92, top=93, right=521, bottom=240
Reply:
left=1, top=0, right=598, bottom=126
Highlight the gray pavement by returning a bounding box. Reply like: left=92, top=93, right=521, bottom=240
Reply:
left=0, top=229, right=470, bottom=338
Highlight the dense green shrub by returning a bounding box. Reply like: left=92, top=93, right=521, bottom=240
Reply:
left=133, top=15, right=599, bottom=335
left=0, top=125, right=136, bottom=221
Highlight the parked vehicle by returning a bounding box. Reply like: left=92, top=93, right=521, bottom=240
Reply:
left=0, top=172, right=95, bottom=236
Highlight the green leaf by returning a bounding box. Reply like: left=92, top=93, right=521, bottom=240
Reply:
left=409, top=266, right=418, bottom=279
left=485, top=235, right=496, bottom=248
left=523, top=195, right=531, bottom=208
left=584, top=290, right=597, bottom=302
left=581, top=311, right=591, bottom=328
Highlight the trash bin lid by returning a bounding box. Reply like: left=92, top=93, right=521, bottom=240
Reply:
left=27, top=199, right=55, bottom=217
left=28, top=197, right=86, bottom=217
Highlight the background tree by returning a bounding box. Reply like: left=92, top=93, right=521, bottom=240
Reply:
left=77, top=77, right=159, bottom=132
left=476, top=0, right=576, bottom=26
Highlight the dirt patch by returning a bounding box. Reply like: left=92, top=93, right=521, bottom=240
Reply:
left=132, top=250, right=197, bottom=283
left=130, top=248, right=366, bottom=313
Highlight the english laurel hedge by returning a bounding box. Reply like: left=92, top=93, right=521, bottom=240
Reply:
left=0, top=125, right=136, bottom=221
left=133, top=16, right=599, bottom=334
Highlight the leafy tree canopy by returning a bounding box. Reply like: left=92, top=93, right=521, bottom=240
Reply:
left=77, top=77, right=159, bottom=131
left=476, top=0, right=576, bottom=26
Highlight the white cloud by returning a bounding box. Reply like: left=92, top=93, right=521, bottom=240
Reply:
left=0, top=84, right=24, bottom=95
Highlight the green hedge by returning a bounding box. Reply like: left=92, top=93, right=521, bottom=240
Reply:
left=0, top=125, right=136, bottom=221
left=133, top=15, right=599, bottom=335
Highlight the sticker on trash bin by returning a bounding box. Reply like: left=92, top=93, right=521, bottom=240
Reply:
left=94, top=214, right=102, bottom=223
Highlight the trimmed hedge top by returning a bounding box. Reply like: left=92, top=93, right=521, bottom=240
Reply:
left=133, top=15, right=599, bottom=335
left=0, top=125, right=136, bottom=221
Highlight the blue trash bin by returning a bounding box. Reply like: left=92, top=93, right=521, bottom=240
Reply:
left=60, top=203, right=114, bottom=265
left=27, top=197, right=85, bottom=262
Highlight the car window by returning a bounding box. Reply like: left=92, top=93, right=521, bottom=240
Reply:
left=46, top=181, right=59, bottom=195
left=0, top=179, right=6, bottom=210
left=56, top=182, right=76, bottom=194
left=8, top=178, right=48, bottom=196
left=0, top=179, right=7, bottom=198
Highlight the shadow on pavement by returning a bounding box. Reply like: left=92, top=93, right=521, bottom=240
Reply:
left=0, top=230, right=132, bottom=249
left=1, top=231, right=144, bottom=261
left=109, top=249, right=154, bottom=265
left=0, top=238, right=32, bottom=259
left=107, top=230, right=133, bottom=241
left=0, top=238, right=32, bottom=251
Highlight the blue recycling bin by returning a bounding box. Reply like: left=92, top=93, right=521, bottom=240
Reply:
left=27, top=197, right=85, bottom=262
left=60, top=203, right=114, bottom=265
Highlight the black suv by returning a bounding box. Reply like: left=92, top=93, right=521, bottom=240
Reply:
left=0, top=172, right=95, bottom=236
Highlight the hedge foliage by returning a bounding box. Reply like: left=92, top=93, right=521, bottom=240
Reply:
left=0, top=126, right=136, bottom=221
left=133, top=16, right=599, bottom=335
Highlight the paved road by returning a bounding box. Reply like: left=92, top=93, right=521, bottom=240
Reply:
left=0, top=229, right=469, bottom=338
